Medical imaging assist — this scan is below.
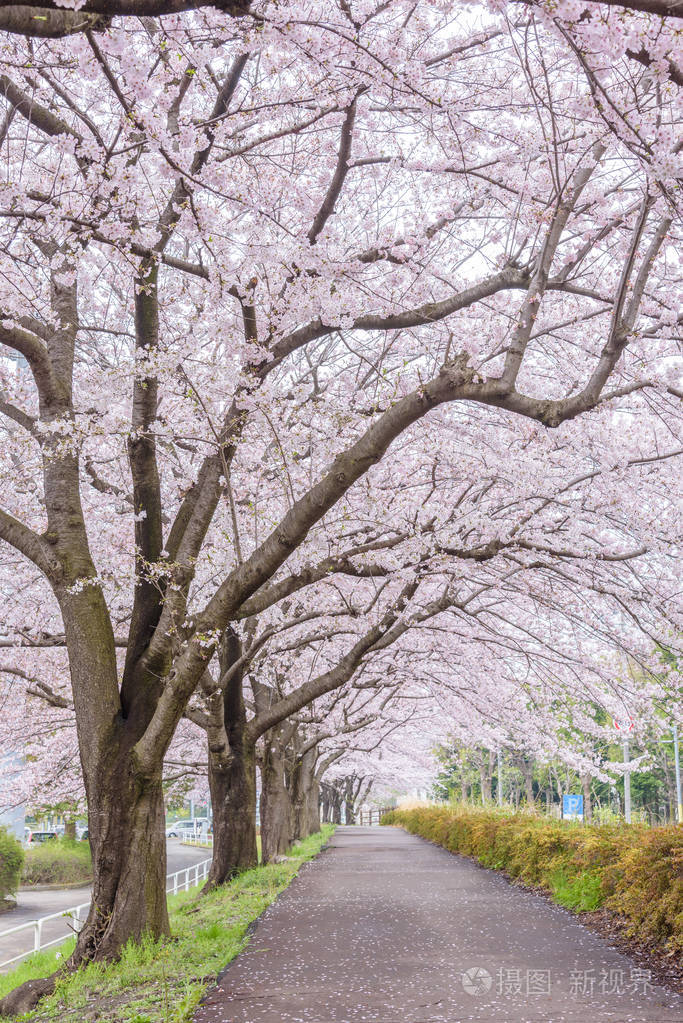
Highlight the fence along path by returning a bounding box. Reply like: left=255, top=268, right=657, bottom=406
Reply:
left=0, top=856, right=212, bottom=971
left=353, top=806, right=393, bottom=826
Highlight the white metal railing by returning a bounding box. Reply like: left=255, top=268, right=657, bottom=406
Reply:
left=0, top=857, right=212, bottom=971
left=357, top=806, right=392, bottom=826
left=181, top=835, right=213, bottom=847
left=0, top=899, right=91, bottom=969
left=165, top=857, right=211, bottom=896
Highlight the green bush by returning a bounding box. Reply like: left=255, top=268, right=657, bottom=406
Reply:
left=382, top=806, right=683, bottom=953
left=549, top=868, right=604, bottom=911
left=0, top=827, right=24, bottom=902
left=22, top=838, right=92, bottom=886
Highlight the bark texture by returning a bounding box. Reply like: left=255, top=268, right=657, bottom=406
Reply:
left=206, top=745, right=257, bottom=887
left=260, top=726, right=293, bottom=863
left=288, top=748, right=319, bottom=841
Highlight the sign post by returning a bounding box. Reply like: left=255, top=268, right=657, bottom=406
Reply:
left=622, top=739, right=631, bottom=823
left=562, top=794, right=584, bottom=820
left=674, top=723, right=682, bottom=825
left=614, top=718, right=634, bottom=823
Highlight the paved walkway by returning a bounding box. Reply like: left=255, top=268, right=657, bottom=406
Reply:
left=195, top=825, right=683, bottom=1023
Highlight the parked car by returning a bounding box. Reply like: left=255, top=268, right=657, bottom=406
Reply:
left=165, top=818, right=209, bottom=838
left=165, top=819, right=193, bottom=838
left=26, top=830, right=58, bottom=844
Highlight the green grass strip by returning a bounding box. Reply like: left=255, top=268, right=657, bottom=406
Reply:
left=1, top=825, right=335, bottom=1022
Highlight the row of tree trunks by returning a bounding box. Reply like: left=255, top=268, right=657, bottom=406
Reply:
left=208, top=718, right=328, bottom=877
left=260, top=737, right=323, bottom=861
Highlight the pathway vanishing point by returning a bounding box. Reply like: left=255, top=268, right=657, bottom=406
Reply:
left=195, top=825, right=683, bottom=1023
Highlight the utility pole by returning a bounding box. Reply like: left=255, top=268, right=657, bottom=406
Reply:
left=623, top=739, right=631, bottom=824
left=674, top=723, right=682, bottom=825
left=497, top=750, right=503, bottom=807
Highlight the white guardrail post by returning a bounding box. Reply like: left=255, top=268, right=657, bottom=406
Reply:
left=0, top=857, right=212, bottom=971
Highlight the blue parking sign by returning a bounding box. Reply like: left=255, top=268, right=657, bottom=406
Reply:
left=563, top=794, right=584, bottom=820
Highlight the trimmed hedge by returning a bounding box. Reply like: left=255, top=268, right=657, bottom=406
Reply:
left=22, top=838, right=92, bottom=886
left=0, top=827, right=23, bottom=902
left=382, top=806, right=683, bottom=953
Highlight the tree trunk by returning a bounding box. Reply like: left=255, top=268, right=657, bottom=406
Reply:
left=479, top=754, right=493, bottom=803
left=552, top=766, right=564, bottom=801
left=50, top=587, right=172, bottom=972
left=64, top=816, right=77, bottom=841
left=344, top=777, right=356, bottom=825
left=0, top=608, right=175, bottom=1016
left=289, top=748, right=318, bottom=841
left=581, top=774, right=593, bottom=823
left=260, top=728, right=292, bottom=863
left=204, top=631, right=258, bottom=888
left=660, top=751, right=676, bottom=823
left=321, top=784, right=332, bottom=823
left=206, top=742, right=257, bottom=887
left=307, top=774, right=321, bottom=836
left=514, top=756, right=535, bottom=806
left=48, top=639, right=170, bottom=998
left=72, top=764, right=169, bottom=960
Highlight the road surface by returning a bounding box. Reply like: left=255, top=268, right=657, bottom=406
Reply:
left=195, top=825, right=683, bottom=1023
left=0, top=840, right=211, bottom=971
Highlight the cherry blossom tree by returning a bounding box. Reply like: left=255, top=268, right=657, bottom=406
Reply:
left=0, top=0, right=680, bottom=1012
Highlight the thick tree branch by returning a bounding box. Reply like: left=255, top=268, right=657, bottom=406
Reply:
left=307, top=96, right=358, bottom=245
left=0, top=1, right=251, bottom=38
left=0, top=74, right=81, bottom=140
left=501, top=142, right=605, bottom=389
left=123, top=265, right=165, bottom=684
left=524, top=0, right=683, bottom=17
left=0, top=508, right=56, bottom=577
left=269, top=266, right=529, bottom=367
left=0, top=322, right=59, bottom=405
left=0, top=631, right=128, bottom=647
left=0, top=399, right=36, bottom=433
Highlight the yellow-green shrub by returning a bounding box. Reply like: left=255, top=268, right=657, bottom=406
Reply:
left=382, top=806, right=682, bottom=952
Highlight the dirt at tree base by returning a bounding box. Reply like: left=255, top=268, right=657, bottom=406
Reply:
left=579, top=908, right=683, bottom=996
